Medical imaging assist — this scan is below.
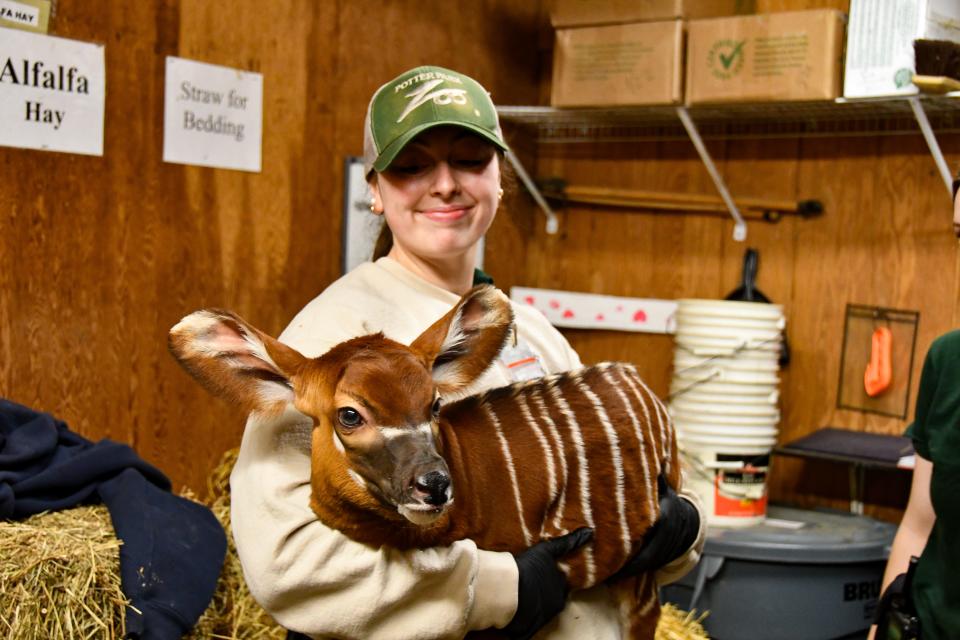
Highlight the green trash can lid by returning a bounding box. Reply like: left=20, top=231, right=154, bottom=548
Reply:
left=704, top=506, right=897, bottom=564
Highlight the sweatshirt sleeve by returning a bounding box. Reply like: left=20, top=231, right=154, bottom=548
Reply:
left=230, top=280, right=521, bottom=639
left=230, top=407, right=520, bottom=639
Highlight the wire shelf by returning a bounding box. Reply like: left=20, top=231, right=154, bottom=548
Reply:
left=498, top=94, right=960, bottom=143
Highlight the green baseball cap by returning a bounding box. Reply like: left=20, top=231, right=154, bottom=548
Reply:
left=363, top=65, right=509, bottom=175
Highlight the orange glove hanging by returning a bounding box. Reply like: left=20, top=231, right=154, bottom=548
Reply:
left=864, top=326, right=893, bottom=397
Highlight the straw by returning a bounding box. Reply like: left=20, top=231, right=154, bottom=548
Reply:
left=0, top=448, right=705, bottom=639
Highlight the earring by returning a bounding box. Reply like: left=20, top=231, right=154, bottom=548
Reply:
left=498, top=187, right=504, bottom=200
left=369, top=197, right=379, bottom=214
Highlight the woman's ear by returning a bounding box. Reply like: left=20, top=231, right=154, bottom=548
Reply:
left=369, top=177, right=384, bottom=215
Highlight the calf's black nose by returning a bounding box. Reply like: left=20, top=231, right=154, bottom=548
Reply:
left=415, top=470, right=451, bottom=506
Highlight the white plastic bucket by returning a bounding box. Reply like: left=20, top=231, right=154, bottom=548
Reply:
left=673, top=367, right=780, bottom=386
left=670, top=380, right=778, bottom=397
left=674, top=353, right=780, bottom=373
left=671, top=409, right=780, bottom=426
left=677, top=432, right=778, bottom=449
left=674, top=422, right=778, bottom=437
left=674, top=389, right=780, bottom=406
left=675, top=325, right=783, bottom=343
left=671, top=397, right=779, bottom=417
left=680, top=444, right=771, bottom=528
left=674, top=336, right=781, bottom=356
left=674, top=312, right=786, bottom=331
left=676, top=299, right=784, bottom=321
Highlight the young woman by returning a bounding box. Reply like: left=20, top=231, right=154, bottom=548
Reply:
left=870, top=176, right=960, bottom=640
left=229, top=66, right=704, bottom=639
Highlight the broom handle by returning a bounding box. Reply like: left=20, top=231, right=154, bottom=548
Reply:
left=564, top=185, right=803, bottom=213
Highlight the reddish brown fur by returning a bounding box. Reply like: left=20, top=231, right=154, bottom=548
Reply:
left=169, top=287, right=678, bottom=639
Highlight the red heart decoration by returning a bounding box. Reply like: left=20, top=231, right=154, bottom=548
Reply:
left=524, top=295, right=535, bottom=305
left=596, top=313, right=605, bottom=321
left=633, top=310, right=647, bottom=323
left=549, top=299, right=561, bottom=309
left=562, top=309, right=575, bottom=319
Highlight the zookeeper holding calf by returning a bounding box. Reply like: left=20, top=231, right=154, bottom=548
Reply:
left=229, top=65, right=705, bottom=640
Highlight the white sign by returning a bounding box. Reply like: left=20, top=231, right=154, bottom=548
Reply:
left=163, top=56, right=262, bottom=172
left=0, top=1, right=39, bottom=28
left=0, top=29, right=105, bottom=155
left=511, top=287, right=678, bottom=334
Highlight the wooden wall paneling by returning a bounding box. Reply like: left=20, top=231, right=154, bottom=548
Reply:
left=0, top=1, right=546, bottom=493
left=144, top=1, right=340, bottom=489
left=523, top=139, right=731, bottom=397
left=770, top=136, right=884, bottom=512
left=0, top=2, right=167, bottom=454
left=767, top=135, right=959, bottom=518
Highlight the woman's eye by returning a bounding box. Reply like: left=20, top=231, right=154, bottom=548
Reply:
left=432, top=398, right=442, bottom=416
left=338, top=407, right=363, bottom=428
left=390, top=162, right=428, bottom=175
left=452, top=156, right=489, bottom=170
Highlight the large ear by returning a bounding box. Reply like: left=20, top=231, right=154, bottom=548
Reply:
left=168, top=309, right=307, bottom=415
left=410, top=285, right=514, bottom=395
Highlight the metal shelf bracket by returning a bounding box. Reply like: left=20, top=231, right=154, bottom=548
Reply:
left=908, top=96, right=955, bottom=196
left=506, top=150, right=559, bottom=234
left=676, top=106, right=748, bottom=242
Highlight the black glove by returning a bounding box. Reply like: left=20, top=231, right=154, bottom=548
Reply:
left=501, top=527, right=594, bottom=640
left=608, top=473, right=699, bottom=583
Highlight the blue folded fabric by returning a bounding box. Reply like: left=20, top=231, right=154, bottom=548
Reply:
left=0, top=398, right=226, bottom=639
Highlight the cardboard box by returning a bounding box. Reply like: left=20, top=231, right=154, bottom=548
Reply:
left=685, top=10, right=845, bottom=105
left=551, top=20, right=684, bottom=107
left=844, top=0, right=960, bottom=98
left=551, top=0, right=741, bottom=28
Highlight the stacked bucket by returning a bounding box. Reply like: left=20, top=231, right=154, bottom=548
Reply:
left=669, top=299, right=785, bottom=528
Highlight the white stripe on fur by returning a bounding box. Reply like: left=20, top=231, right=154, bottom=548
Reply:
left=549, top=384, right=597, bottom=585
left=620, top=371, right=663, bottom=477
left=517, top=394, right=559, bottom=529
left=605, top=368, right=656, bottom=521
left=578, top=378, right=631, bottom=558
left=483, top=404, right=533, bottom=546
left=532, top=390, right=569, bottom=535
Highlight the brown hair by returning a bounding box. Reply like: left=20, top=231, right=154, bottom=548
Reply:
left=369, top=151, right=515, bottom=261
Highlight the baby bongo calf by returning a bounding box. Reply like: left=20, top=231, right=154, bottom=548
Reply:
left=169, top=285, right=682, bottom=639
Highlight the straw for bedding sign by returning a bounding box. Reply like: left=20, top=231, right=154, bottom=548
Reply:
left=0, top=449, right=709, bottom=639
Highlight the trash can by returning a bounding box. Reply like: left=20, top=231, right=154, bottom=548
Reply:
left=661, top=505, right=897, bottom=640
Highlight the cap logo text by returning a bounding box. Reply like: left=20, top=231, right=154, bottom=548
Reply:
left=396, top=78, right=468, bottom=123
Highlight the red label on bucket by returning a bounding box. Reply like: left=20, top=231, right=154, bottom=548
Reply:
left=714, top=469, right=768, bottom=517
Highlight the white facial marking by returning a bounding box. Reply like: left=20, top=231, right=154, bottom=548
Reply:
left=398, top=503, right=445, bottom=526
left=347, top=469, right=367, bottom=490
left=379, top=423, right=433, bottom=442
left=332, top=429, right=345, bottom=453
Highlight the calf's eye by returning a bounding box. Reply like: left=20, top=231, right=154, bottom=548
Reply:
left=338, top=407, right=363, bottom=428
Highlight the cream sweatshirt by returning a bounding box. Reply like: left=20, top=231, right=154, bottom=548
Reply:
left=229, top=257, right=704, bottom=639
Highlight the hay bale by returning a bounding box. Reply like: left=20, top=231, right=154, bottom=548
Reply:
left=0, top=448, right=284, bottom=640
left=0, top=505, right=127, bottom=639
left=656, top=603, right=710, bottom=640
left=0, top=449, right=706, bottom=639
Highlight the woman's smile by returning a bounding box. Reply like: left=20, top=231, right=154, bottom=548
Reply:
left=420, top=204, right=472, bottom=223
